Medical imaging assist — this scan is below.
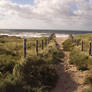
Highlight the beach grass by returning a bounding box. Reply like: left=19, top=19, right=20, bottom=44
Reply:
left=0, top=34, right=65, bottom=92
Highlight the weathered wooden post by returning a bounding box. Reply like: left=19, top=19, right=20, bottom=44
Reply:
left=41, top=40, right=44, bottom=50
left=36, top=40, right=39, bottom=56
left=24, top=39, right=26, bottom=58
left=72, top=34, right=74, bottom=42
left=81, top=40, right=84, bottom=51
left=89, top=42, right=92, bottom=56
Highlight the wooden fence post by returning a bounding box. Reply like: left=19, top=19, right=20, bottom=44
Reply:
left=89, top=42, right=92, bottom=56
left=41, top=40, right=44, bottom=50
left=36, top=40, right=39, bottom=56
left=81, top=40, right=84, bottom=51
left=72, top=36, right=74, bottom=43
left=24, top=39, right=26, bottom=58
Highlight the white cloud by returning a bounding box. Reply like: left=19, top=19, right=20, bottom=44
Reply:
left=0, top=0, right=92, bottom=30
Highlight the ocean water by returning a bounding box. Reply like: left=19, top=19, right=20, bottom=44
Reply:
left=0, top=29, right=92, bottom=38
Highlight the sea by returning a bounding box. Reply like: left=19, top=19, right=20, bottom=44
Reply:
left=0, top=29, right=92, bottom=38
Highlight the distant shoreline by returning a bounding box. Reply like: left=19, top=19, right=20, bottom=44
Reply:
left=0, top=32, right=69, bottom=38
left=0, top=30, right=92, bottom=38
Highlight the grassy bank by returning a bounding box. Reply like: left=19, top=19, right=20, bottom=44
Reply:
left=0, top=34, right=65, bottom=92
left=63, top=34, right=92, bottom=92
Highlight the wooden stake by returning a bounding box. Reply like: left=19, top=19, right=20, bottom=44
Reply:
left=41, top=40, right=44, bottom=50
left=89, top=42, right=92, bottom=56
left=36, top=40, right=39, bottom=56
left=81, top=41, right=84, bottom=51
left=24, top=39, right=26, bottom=58
left=72, top=36, right=74, bottom=43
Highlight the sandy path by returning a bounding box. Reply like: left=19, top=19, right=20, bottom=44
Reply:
left=51, top=38, right=88, bottom=92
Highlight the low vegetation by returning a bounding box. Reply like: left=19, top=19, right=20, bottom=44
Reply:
left=62, top=38, right=75, bottom=51
left=69, top=48, right=89, bottom=71
left=0, top=34, right=65, bottom=92
left=63, top=34, right=92, bottom=92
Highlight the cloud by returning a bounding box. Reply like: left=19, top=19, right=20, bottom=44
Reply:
left=0, top=0, right=92, bottom=30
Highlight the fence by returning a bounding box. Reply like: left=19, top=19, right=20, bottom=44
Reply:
left=23, top=33, right=56, bottom=58
left=23, top=38, right=50, bottom=58
left=70, top=34, right=92, bottom=56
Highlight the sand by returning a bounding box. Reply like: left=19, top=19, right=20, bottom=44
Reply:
left=51, top=37, right=89, bottom=92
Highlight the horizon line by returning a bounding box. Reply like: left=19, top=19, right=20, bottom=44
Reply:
left=0, top=29, right=92, bottom=31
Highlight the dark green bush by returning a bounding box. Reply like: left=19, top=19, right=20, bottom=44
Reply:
left=0, top=61, right=16, bottom=74
left=0, top=74, right=26, bottom=92
left=77, top=66, right=88, bottom=71
left=0, top=73, right=47, bottom=92
left=13, top=56, right=58, bottom=89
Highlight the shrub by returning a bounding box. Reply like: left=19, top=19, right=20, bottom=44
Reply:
left=0, top=74, right=46, bottom=92
left=75, top=39, right=81, bottom=46
left=0, top=61, right=16, bottom=74
left=51, top=48, right=65, bottom=58
left=69, top=49, right=89, bottom=71
left=13, top=56, right=58, bottom=89
left=0, top=74, right=25, bottom=92
left=52, top=48, right=65, bottom=63
left=63, top=39, right=75, bottom=51
left=45, top=48, right=65, bottom=64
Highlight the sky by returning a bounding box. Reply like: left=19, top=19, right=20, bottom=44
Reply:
left=0, top=0, right=92, bottom=30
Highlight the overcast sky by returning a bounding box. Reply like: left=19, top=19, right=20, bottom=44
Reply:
left=0, top=0, right=92, bottom=30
